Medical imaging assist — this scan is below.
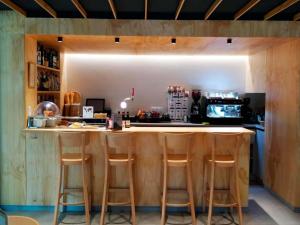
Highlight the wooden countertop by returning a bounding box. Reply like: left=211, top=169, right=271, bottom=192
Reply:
left=25, top=126, right=254, bottom=134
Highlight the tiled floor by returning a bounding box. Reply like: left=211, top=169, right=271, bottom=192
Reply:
left=6, top=186, right=300, bottom=225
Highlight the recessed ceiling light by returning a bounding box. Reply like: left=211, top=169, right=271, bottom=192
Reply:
left=115, top=37, right=120, bottom=43
left=227, top=38, right=232, bottom=44
left=57, top=36, right=63, bottom=43
left=171, top=38, right=176, bottom=45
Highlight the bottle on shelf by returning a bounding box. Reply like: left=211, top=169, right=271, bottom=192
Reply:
left=53, top=50, right=58, bottom=68
left=37, top=44, right=42, bottom=65
left=125, top=112, right=130, bottom=128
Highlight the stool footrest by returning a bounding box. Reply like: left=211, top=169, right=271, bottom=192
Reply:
left=204, top=190, right=238, bottom=207
left=109, top=187, right=130, bottom=193
left=63, top=187, right=83, bottom=193
left=60, top=201, right=85, bottom=206
left=107, top=201, right=131, bottom=206
left=166, top=202, right=191, bottom=207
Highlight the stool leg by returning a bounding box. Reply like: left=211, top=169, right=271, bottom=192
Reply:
left=234, top=165, right=243, bottom=225
left=207, top=162, right=215, bottom=225
left=53, top=163, right=63, bottom=225
left=229, top=167, right=234, bottom=216
left=128, top=162, right=136, bottom=225
left=160, top=161, right=168, bottom=225
left=187, top=162, right=196, bottom=225
left=100, top=163, right=109, bottom=225
left=202, top=161, right=207, bottom=213
left=62, top=165, right=68, bottom=213
left=89, top=160, right=93, bottom=212
left=82, top=163, right=91, bottom=225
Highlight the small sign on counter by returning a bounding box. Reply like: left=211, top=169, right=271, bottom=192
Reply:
left=83, top=106, right=94, bottom=118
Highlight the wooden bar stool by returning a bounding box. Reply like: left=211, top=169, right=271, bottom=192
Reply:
left=53, top=132, right=92, bottom=225
left=159, top=133, right=196, bottom=225
left=100, top=132, right=136, bottom=225
left=202, top=133, right=243, bottom=225
left=8, top=216, right=40, bottom=225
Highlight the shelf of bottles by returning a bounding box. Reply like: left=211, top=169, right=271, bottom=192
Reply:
left=36, top=43, right=61, bottom=106
left=167, top=85, right=189, bottom=121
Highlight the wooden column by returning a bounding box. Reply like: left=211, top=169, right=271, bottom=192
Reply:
left=264, top=40, right=300, bottom=208
left=0, top=11, right=26, bottom=204
left=248, top=40, right=300, bottom=209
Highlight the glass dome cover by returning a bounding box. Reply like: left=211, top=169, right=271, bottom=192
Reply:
left=34, top=101, right=60, bottom=117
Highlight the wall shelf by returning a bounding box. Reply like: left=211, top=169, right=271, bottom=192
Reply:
left=37, top=91, right=60, bottom=94
left=37, top=64, right=60, bottom=72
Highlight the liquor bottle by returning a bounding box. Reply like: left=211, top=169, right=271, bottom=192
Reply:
left=40, top=44, right=44, bottom=65
left=48, top=49, right=53, bottom=68
left=52, top=50, right=57, bottom=68
left=37, top=44, right=42, bottom=65
left=43, top=48, right=48, bottom=67
left=125, top=112, right=130, bottom=128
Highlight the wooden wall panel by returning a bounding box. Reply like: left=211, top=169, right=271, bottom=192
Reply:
left=249, top=40, right=300, bottom=208
left=0, top=12, right=26, bottom=204
left=246, top=50, right=267, bottom=93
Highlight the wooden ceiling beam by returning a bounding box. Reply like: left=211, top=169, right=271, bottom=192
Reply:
left=108, top=0, right=117, bottom=19
left=0, top=0, right=26, bottom=16
left=294, top=12, right=300, bottom=20
left=71, top=0, right=87, bottom=18
left=145, top=0, right=148, bottom=20
left=205, top=0, right=223, bottom=20
left=264, top=0, right=300, bottom=20
left=234, top=0, right=261, bottom=20
left=34, top=0, right=57, bottom=18
left=175, top=0, right=185, bottom=20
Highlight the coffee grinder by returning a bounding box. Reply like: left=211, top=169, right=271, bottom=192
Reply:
left=190, top=89, right=202, bottom=123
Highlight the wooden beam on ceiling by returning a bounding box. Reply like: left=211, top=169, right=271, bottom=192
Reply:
left=71, top=0, right=87, bottom=18
left=108, top=0, right=117, bottom=19
left=34, top=0, right=57, bottom=18
left=0, top=0, right=26, bottom=16
left=175, top=0, right=185, bottom=20
left=205, top=0, right=223, bottom=20
left=294, top=12, right=300, bottom=20
left=264, top=0, right=300, bottom=20
left=234, top=0, right=261, bottom=20
left=145, top=0, right=148, bottom=20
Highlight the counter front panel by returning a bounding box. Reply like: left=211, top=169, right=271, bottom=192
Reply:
left=25, top=127, right=253, bottom=207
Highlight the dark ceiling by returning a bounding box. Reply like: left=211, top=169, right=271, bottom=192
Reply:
left=0, top=0, right=300, bottom=20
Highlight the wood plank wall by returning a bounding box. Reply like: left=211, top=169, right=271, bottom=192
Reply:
left=1, top=10, right=300, bottom=207
left=0, top=12, right=26, bottom=204
left=248, top=40, right=300, bottom=208
left=246, top=50, right=267, bottom=93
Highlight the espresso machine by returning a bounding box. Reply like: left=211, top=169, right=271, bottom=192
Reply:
left=190, top=89, right=202, bottom=123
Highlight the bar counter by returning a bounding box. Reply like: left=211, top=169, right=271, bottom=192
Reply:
left=24, top=126, right=254, bottom=208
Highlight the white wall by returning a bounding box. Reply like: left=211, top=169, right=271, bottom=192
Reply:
left=65, top=54, right=248, bottom=113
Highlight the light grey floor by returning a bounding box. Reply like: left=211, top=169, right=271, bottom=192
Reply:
left=6, top=186, right=300, bottom=225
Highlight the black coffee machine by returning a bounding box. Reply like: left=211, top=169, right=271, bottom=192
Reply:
left=190, top=89, right=202, bottom=123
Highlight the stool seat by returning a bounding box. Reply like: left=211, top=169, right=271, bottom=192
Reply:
left=166, top=154, right=188, bottom=166
left=204, top=154, right=235, bottom=166
left=61, top=153, right=91, bottom=164
left=108, top=153, right=135, bottom=165
left=8, top=216, right=39, bottom=225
